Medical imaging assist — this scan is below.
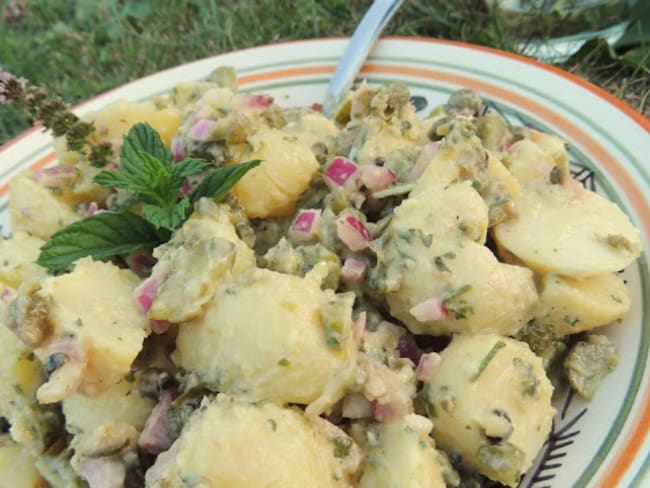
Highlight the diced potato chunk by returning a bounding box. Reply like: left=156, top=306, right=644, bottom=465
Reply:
left=0, top=436, right=47, bottom=487
left=232, top=128, right=319, bottom=218
left=488, top=152, right=520, bottom=201
left=534, top=273, right=631, bottom=337
left=63, top=380, right=154, bottom=436
left=145, top=395, right=357, bottom=487
left=84, top=99, right=182, bottom=148
left=9, top=172, right=81, bottom=240
left=174, top=265, right=356, bottom=415
left=0, top=232, right=47, bottom=288
left=423, top=334, right=555, bottom=487
left=35, top=258, right=150, bottom=395
left=376, top=180, right=537, bottom=336
left=357, top=415, right=447, bottom=488
left=494, top=181, right=641, bottom=276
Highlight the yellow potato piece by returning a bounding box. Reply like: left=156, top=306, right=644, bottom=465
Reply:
left=174, top=266, right=356, bottom=414
left=0, top=436, right=47, bottom=488
left=386, top=240, right=538, bottom=337
left=233, top=128, right=319, bottom=218
left=9, top=172, right=81, bottom=240
left=488, top=152, right=520, bottom=200
left=534, top=273, right=631, bottom=337
left=36, top=258, right=150, bottom=395
left=426, top=334, right=554, bottom=487
left=0, top=232, right=47, bottom=288
left=504, top=130, right=569, bottom=184
left=63, top=380, right=153, bottom=435
left=494, top=181, right=641, bottom=277
left=396, top=181, right=489, bottom=245
left=85, top=99, right=182, bottom=147
left=381, top=180, right=537, bottom=336
left=145, top=395, right=355, bottom=487
left=358, top=415, right=446, bottom=488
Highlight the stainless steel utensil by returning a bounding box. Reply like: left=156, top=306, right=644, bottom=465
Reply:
left=322, top=0, right=405, bottom=117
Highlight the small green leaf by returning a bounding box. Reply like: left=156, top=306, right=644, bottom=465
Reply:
left=171, top=158, right=209, bottom=183
left=94, top=150, right=172, bottom=206
left=190, top=159, right=261, bottom=203
left=143, top=198, right=192, bottom=230
left=120, top=122, right=172, bottom=166
left=470, top=340, right=506, bottom=382
left=37, top=212, right=168, bottom=272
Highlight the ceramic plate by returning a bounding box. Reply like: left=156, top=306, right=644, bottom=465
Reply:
left=1, top=38, right=649, bottom=487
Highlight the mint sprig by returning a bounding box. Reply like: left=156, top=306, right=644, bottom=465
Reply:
left=36, top=212, right=169, bottom=272
left=36, top=123, right=261, bottom=272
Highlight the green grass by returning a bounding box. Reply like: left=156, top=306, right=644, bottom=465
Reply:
left=1, top=0, right=647, bottom=144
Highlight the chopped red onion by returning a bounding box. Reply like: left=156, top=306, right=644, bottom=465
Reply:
left=32, top=165, right=77, bottom=187
left=188, top=119, right=216, bottom=142
left=150, top=319, right=171, bottom=335
left=336, top=214, right=371, bottom=251
left=139, top=390, right=175, bottom=455
left=48, top=337, right=87, bottom=363
left=242, top=94, right=273, bottom=109
left=133, top=270, right=168, bottom=314
left=352, top=311, right=367, bottom=342
left=341, top=257, right=367, bottom=284
left=181, top=178, right=195, bottom=197
left=416, top=352, right=442, bottom=382
left=396, top=335, right=423, bottom=365
left=408, top=141, right=440, bottom=181
left=361, top=165, right=396, bottom=192
left=86, top=202, right=99, bottom=216
left=124, top=251, right=157, bottom=278
left=323, top=156, right=359, bottom=189
left=372, top=398, right=410, bottom=422
left=80, top=457, right=126, bottom=488
left=409, top=296, right=448, bottom=322
left=289, top=209, right=321, bottom=242
left=171, top=137, right=184, bottom=162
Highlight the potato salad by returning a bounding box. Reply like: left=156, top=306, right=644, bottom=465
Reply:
left=0, top=67, right=642, bottom=488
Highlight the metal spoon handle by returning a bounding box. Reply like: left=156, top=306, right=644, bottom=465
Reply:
left=323, top=0, right=405, bottom=117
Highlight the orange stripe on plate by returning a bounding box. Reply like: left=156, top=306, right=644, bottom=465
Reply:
left=599, top=402, right=650, bottom=487
left=0, top=151, right=56, bottom=197
left=238, top=65, right=334, bottom=85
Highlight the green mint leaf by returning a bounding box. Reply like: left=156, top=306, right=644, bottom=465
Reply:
left=143, top=198, right=192, bottom=230
left=37, top=212, right=168, bottom=272
left=170, top=158, right=209, bottom=186
left=120, top=122, right=173, bottom=166
left=190, top=159, right=261, bottom=204
left=94, top=151, right=174, bottom=207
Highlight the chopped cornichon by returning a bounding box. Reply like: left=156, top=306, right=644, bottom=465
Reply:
left=331, top=436, right=353, bottom=458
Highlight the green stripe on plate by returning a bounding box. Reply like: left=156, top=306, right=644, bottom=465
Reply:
left=575, top=254, right=649, bottom=487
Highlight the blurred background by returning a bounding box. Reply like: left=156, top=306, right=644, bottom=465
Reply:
left=1, top=0, right=648, bottom=145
